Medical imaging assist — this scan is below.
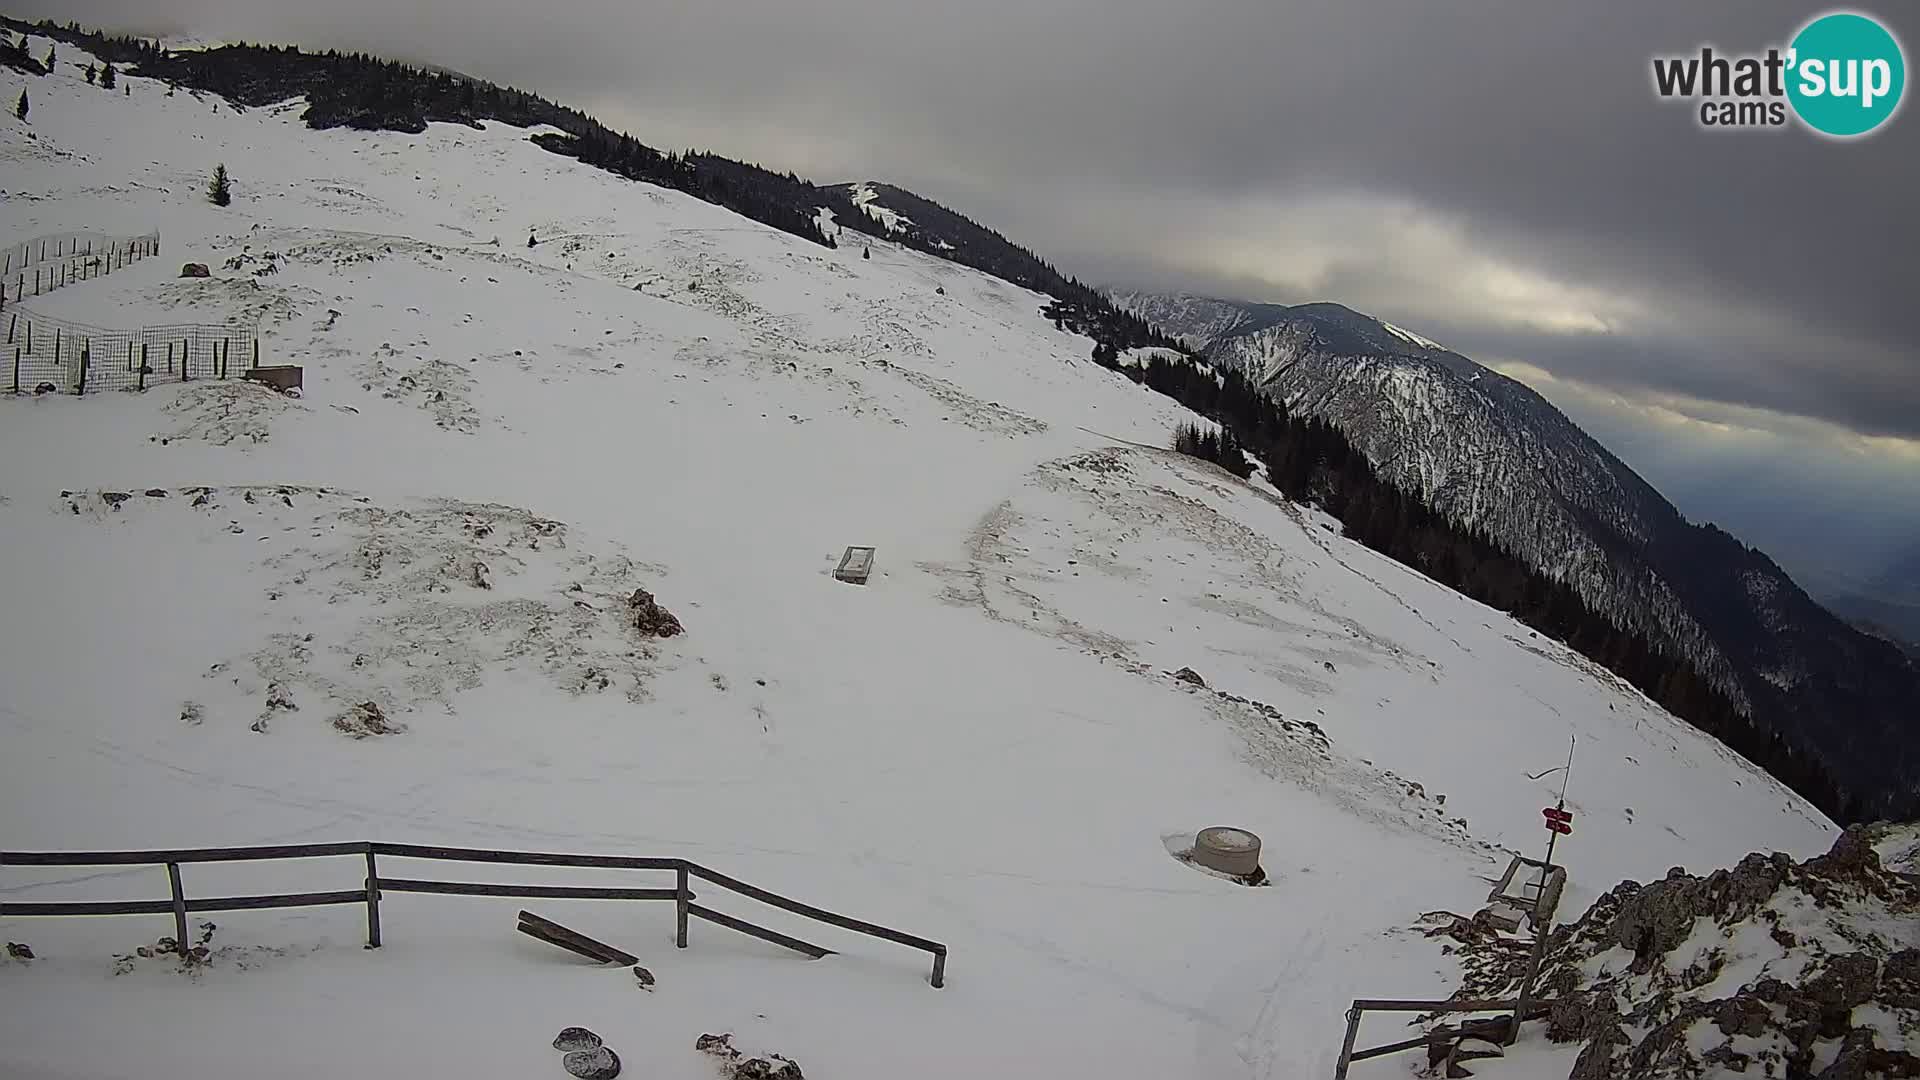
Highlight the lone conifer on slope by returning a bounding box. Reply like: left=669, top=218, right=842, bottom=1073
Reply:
left=208, top=163, right=231, bottom=206
left=85, top=62, right=95, bottom=84
left=15, top=87, right=26, bottom=122
left=100, top=62, right=116, bottom=90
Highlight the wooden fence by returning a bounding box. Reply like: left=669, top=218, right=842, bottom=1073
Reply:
left=0, top=841, right=947, bottom=988
left=0, top=231, right=162, bottom=309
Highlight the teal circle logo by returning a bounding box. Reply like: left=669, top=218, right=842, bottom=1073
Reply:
left=1787, top=11, right=1906, bottom=137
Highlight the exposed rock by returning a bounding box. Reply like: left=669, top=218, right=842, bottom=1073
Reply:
left=1437, top=826, right=1919, bottom=1080
left=33, top=382, right=58, bottom=395
left=5, top=942, right=33, bottom=960
left=631, top=965, right=655, bottom=991
left=334, top=700, right=400, bottom=738
left=626, top=589, right=684, bottom=637
left=552, top=1027, right=603, bottom=1053
left=1171, top=666, right=1206, bottom=687
left=562, top=1047, right=620, bottom=1080
left=179, top=262, right=210, bottom=278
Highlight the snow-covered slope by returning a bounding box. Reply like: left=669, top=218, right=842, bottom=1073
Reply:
left=1111, top=290, right=1920, bottom=822
left=0, top=34, right=1836, bottom=1080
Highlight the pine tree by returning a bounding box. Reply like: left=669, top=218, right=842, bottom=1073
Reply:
left=85, top=62, right=96, bottom=84
left=862, top=247, right=870, bottom=260
left=208, top=163, right=231, bottom=206
left=14, top=87, right=26, bottom=121
left=100, top=62, right=116, bottom=90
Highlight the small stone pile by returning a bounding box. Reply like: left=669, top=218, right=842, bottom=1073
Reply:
left=696, top=1033, right=804, bottom=1079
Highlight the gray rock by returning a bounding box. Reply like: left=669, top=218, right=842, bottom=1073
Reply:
left=552, top=1027, right=602, bottom=1053
left=562, top=1047, right=620, bottom=1080
left=626, top=589, right=684, bottom=638
left=1171, top=667, right=1206, bottom=687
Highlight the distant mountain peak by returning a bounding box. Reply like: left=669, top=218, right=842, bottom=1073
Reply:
left=1113, top=288, right=1920, bottom=820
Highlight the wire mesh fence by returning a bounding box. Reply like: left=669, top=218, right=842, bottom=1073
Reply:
left=3, top=306, right=260, bottom=395
left=0, top=231, right=163, bottom=310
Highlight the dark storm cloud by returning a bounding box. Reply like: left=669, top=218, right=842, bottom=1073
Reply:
left=16, top=0, right=1918, bottom=438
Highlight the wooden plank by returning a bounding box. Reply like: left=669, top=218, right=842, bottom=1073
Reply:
left=515, top=910, right=638, bottom=966
left=381, top=877, right=679, bottom=902
left=189, top=890, right=367, bottom=913
left=1, top=898, right=177, bottom=916
left=372, top=843, right=681, bottom=871
left=687, top=864, right=944, bottom=955
left=515, top=920, right=635, bottom=965
left=1350, top=998, right=1521, bottom=1013
left=686, top=902, right=834, bottom=960
left=1, top=842, right=370, bottom=866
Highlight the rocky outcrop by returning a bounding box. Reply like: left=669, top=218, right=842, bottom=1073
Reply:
left=626, top=589, right=684, bottom=638
left=1444, top=826, right=1920, bottom=1078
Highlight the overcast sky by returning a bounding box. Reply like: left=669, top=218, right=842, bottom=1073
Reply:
left=22, top=0, right=1920, bottom=593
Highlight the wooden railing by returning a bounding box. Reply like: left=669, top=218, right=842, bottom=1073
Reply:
left=0, top=841, right=946, bottom=988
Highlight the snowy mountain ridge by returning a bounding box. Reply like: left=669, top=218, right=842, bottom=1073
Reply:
left=0, top=25, right=1852, bottom=1080
left=1108, top=289, right=1920, bottom=822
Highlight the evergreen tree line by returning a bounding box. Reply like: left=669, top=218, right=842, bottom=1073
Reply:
left=1, top=27, right=47, bottom=76
left=1169, top=421, right=1254, bottom=479
left=7, top=17, right=1181, bottom=349
left=3, top=21, right=842, bottom=250
left=1116, top=345, right=1857, bottom=821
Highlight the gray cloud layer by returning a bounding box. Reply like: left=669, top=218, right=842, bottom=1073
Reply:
left=15, top=3, right=1918, bottom=443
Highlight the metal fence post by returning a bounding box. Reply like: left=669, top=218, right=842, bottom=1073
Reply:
left=931, top=947, right=946, bottom=989
left=364, top=848, right=383, bottom=948
left=166, top=862, right=191, bottom=957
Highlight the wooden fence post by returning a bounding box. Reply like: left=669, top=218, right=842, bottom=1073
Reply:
left=364, top=849, right=383, bottom=948
left=221, top=338, right=230, bottom=378
left=167, top=341, right=175, bottom=375
left=138, top=344, right=148, bottom=391
left=675, top=864, right=690, bottom=949
left=1332, top=1004, right=1363, bottom=1080
left=77, top=342, right=88, bottom=396
left=931, top=948, right=946, bottom=989
left=166, top=862, right=191, bottom=957
left=10, top=347, right=18, bottom=394
left=252, top=338, right=259, bottom=369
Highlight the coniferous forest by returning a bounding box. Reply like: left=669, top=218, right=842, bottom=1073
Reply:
left=7, top=14, right=1859, bottom=823
left=5, top=19, right=1164, bottom=351
left=1117, top=348, right=1854, bottom=821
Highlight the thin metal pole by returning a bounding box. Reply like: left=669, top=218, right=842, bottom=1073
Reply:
left=166, top=862, right=191, bottom=957
left=930, top=949, right=946, bottom=989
